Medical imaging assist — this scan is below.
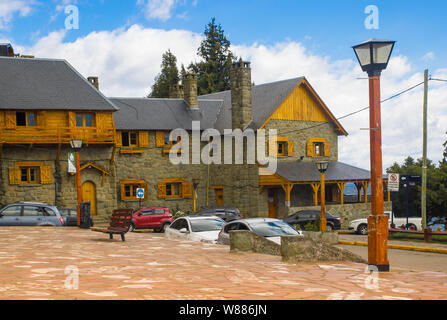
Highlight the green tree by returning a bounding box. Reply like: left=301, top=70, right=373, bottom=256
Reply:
left=149, top=49, right=180, bottom=98
left=443, top=131, right=447, bottom=163
left=190, top=18, right=235, bottom=95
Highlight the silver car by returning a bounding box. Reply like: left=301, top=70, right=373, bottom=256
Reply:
left=0, top=202, right=65, bottom=227
left=217, top=218, right=303, bottom=245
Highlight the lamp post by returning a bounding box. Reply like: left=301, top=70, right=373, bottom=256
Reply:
left=353, top=39, right=395, bottom=272
left=316, top=161, right=329, bottom=232
left=192, top=178, right=200, bottom=213
left=70, top=139, right=83, bottom=227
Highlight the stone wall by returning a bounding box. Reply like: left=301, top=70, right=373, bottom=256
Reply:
left=290, top=201, right=392, bottom=229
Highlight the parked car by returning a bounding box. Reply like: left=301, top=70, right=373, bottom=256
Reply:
left=129, top=207, right=173, bottom=233
left=196, top=206, right=243, bottom=222
left=58, top=208, right=78, bottom=226
left=165, top=216, right=225, bottom=243
left=217, top=218, right=303, bottom=245
left=0, top=202, right=65, bottom=227
left=349, top=211, right=422, bottom=235
left=283, top=210, right=342, bottom=231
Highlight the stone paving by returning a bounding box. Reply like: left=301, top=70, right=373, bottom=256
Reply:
left=0, top=227, right=447, bottom=300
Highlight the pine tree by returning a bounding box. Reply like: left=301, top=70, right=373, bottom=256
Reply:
left=149, top=50, right=180, bottom=98
left=192, top=18, right=235, bottom=95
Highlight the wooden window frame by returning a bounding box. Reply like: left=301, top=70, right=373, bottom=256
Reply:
left=16, top=111, right=37, bottom=127
left=9, top=161, right=52, bottom=185
left=19, top=166, right=40, bottom=184
left=75, top=113, right=95, bottom=128
left=120, top=179, right=148, bottom=201
left=307, top=138, right=330, bottom=157
left=121, top=131, right=139, bottom=147
left=269, top=136, right=294, bottom=157
left=158, top=179, right=192, bottom=199
left=166, top=182, right=182, bottom=198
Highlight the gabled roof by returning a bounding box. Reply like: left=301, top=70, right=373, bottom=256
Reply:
left=110, top=98, right=222, bottom=130
left=0, top=57, right=118, bottom=111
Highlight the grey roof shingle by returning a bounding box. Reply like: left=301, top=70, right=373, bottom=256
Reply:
left=0, top=57, right=118, bottom=111
left=110, top=98, right=222, bottom=130
left=273, top=161, right=372, bottom=182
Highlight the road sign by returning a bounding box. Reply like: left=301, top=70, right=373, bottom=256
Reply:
left=68, top=152, right=76, bottom=173
left=388, top=173, right=399, bottom=191
left=136, top=188, right=145, bottom=199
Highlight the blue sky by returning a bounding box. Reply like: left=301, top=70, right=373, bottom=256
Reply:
left=3, top=0, right=447, bottom=71
left=1, top=0, right=446, bottom=169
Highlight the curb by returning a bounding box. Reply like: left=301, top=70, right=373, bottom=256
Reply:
left=337, top=231, right=355, bottom=235
left=338, top=240, right=447, bottom=255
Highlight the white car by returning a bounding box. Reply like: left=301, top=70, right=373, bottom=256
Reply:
left=217, top=218, right=303, bottom=245
left=165, top=215, right=225, bottom=244
left=349, top=211, right=422, bottom=235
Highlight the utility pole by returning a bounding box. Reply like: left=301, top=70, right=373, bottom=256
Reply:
left=421, top=69, right=428, bottom=230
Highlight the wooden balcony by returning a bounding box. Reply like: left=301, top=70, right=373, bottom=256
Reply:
left=0, top=126, right=116, bottom=145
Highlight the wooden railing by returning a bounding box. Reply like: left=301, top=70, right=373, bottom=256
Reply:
left=0, top=126, right=116, bottom=145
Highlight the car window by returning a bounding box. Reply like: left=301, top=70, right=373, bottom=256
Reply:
left=153, top=209, right=165, bottom=215
left=224, top=223, right=239, bottom=233
left=1, top=206, right=22, bottom=216
left=59, top=208, right=68, bottom=215
left=190, top=218, right=224, bottom=232
left=141, top=209, right=153, bottom=216
left=249, top=220, right=299, bottom=237
left=43, top=208, right=57, bottom=216
left=23, top=206, right=43, bottom=217
left=170, top=219, right=188, bottom=230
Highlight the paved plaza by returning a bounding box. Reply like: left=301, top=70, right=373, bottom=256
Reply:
left=0, top=227, right=446, bottom=300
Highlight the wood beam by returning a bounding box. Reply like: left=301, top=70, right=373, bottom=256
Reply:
left=362, top=181, right=369, bottom=203
left=337, top=182, right=346, bottom=205
left=311, top=182, right=320, bottom=206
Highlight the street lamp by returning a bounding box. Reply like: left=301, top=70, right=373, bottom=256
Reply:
left=353, top=39, right=395, bottom=272
left=316, top=161, right=329, bottom=232
left=70, top=139, right=83, bottom=227
left=192, top=178, right=200, bottom=213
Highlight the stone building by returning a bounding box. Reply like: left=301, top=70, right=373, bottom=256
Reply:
left=0, top=44, right=390, bottom=227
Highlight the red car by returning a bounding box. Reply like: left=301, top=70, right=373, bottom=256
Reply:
left=129, top=207, right=173, bottom=233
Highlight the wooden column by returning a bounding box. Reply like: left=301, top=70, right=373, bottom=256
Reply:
left=337, top=182, right=346, bottom=205
left=310, top=183, right=320, bottom=206
left=362, top=181, right=369, bottom=203
left=282, top=183, right=293, bottom=209
left=355, top=183, right=362, bottom=203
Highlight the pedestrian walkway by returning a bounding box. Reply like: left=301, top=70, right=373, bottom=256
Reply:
left=0, top=227, right=446, bottom=300
left=339, top=233, right=447, bottom=250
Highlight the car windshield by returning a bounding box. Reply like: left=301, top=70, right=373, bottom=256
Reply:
left=190, top=218, right=224, bottom=232
left=249, top=220, right=299, bottom=237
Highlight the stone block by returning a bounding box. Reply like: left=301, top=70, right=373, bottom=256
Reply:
left=229, top=230, right=280, bottom=256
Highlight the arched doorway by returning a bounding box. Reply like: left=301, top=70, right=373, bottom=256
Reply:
left=81, top=181, right=97, bottom=216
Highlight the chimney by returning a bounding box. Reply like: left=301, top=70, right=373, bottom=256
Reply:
left=231, top=59, right=252, bottom=129
left=183, top=73, right=198, bottom=109
left=88, top=76, right=99, bottom=90
left=169, top=84, right=184, bottom=99
left=0, top=43, right=14, bottom=57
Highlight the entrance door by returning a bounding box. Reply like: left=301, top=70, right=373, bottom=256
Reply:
left=215, top=188, right=224, bottom=206
left=81, top=181, right=97, bottom=216
left=268, top=189, right=277, bottom=218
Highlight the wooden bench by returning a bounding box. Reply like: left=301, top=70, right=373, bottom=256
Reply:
left=91, top=209, right=133, bottom=241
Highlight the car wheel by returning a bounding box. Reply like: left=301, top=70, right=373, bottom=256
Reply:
left=326, top=224, right=333, bottom=231
left=357, top=224, right=368, bottom=235
left=129, top=222, right=136, bottom=232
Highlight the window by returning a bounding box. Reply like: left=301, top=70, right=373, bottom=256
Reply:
left=120, top=179, right=147, bottom=201
left=16, top=112, right=36, bottom=127
left=20, top=167, right=40, bottom=184
left=23, top=206, right=43, bottom=217
left=269, top=137, right=294, bottom=157
left=76, top=113, right=94, bottom=127
left=277, top=142, right=286, bottom=157
left=121, top=132, right=138, bottom=147
left=314, top=142, right=324, bottom=156
left=1, top=206, right=22, bottom=216
left=166, top=182, right=182, bottom=198
left=170, top=218, right=188, bottom=231
left=307, top=138, right=330, bottom=157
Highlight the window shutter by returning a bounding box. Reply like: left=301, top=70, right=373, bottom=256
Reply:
left=9, top=167, right=20, bottom=185
left=158, top=183, right=167, bottom=199
left=116, top=132, right=122, bottom=147
left=40, top=166, right=52, bottom=184
left=120, top=182, right=126, bottom=200
left=306, top=141, right=313, bottom=156
left=96, top=113, right=103, bottom=131
left=324, top=142, right=331, bottom=157
left=5, top=112, right=15, bottom=129
left=156, top=131, right=166, bottom=147
left=288, top=141, right=294, bottom=156
left=68, top=112, right=76, bottom=128
left=139, top=131, right=149, bottom=148
left=37, top=111, right=46, bottom=127
left=182, top=182, right=192, bottom=199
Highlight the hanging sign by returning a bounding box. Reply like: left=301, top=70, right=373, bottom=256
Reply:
left=68, top=152, right=76, bottom=173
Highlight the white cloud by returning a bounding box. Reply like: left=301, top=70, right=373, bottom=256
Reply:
left=21, top=25, right=447, bottom=169
left=422, top=52, right=435, bottom=61
left=137, top=0, right=176, bottom=22
left=0, top=0, right=37, bottom=29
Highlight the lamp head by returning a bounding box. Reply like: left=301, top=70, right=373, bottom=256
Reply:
left=70, top=139, right=83, bottom=151
left=316, top=161, right=329, bottom=174
left=352, top=39, right=395, bottom=76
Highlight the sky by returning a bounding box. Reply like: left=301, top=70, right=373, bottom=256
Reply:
left=1, top=0, right=446, bottom=170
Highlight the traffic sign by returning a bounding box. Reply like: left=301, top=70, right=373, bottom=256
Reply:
left=136, top=188, right=145, bottom=199
left=388, top=173, right=399, bottom=191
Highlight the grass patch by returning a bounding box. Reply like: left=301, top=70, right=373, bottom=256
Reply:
left=389, top=232, right=447, bottom=245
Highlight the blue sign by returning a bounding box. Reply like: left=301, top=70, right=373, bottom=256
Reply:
left=136, top=188, right=145, bottom=199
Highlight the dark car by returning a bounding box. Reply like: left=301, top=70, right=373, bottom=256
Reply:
left=283, top=210, right=341, bottom=231
left=58, top=208, right=78, bottom=226
left=197, top=206, right=243, bottom=222
left=0, top=202, right=65, bottom=227
left=129, top=207, right=173, bottom=233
